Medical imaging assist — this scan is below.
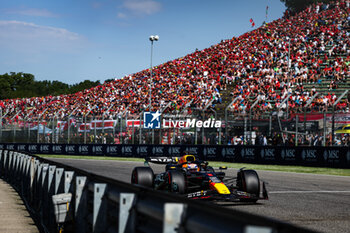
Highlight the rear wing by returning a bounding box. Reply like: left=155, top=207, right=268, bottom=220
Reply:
left=145, top=157, right=178, bottom=164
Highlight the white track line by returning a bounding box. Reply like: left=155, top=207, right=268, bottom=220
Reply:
left=270, top=190, right=350, bottom=194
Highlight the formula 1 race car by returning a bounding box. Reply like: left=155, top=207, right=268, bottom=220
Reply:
left=131, top=155, right=268, bottom=202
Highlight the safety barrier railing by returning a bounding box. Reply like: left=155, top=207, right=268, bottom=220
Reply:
left=0, top=149, right=317, bottom=233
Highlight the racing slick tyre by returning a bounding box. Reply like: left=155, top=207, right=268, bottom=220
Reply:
left=237, top=169, right=260, bottom=202
left=131, top=167, right=154, bottom=188
left=167, top=170, right=186, bottom=194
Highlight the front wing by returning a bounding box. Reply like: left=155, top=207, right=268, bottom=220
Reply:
left=185, top=181, right=268, bottom=202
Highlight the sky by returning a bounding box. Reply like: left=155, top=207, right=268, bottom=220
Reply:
left=0, top=0, right=286, bottom=85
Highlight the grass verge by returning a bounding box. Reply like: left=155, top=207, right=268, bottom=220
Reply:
left=37, top=154, right=144, bottom=162
left=36, top=154, right=350, bottom=177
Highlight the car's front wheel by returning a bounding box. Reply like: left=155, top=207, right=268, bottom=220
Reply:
left=167, top=170, right=186, bottom=194
left=237, top=169, right=260, bottom=202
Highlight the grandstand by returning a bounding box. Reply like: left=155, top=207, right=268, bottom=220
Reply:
left=0, top=0, right=349, bottom=145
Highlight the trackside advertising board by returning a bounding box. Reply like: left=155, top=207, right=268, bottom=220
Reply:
left=1, top=143, right=350, bottom=168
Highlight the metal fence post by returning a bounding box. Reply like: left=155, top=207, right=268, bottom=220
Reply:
left=163, top=203, right=186, bottom=233
left=3, top=150, right=8, bottom=178
left=55, top=168, right=65, bottom=194
left=244, top=116, right=247, bottom=145
left=295, top=116, right=299, bottom=146
left=18, top=153, right=24, bottom=181
left=13, top=152, right=20, bottom=176
left=119, top=193, right=136, bottom=233
left=20, top=155, right=28, bottom=197
left=29, top=157, right=37, bottom=203
left=48, top=166, right=56, bottom=193
left=64, top=171, right=75, bottom=194
left=30, top=157, right=36, bottom=188
left=139, top=113, right=143, bottom=144
left=93, top=183, right=107, bottom=233
left=15, top=152, right=21, bottom=185
left=12, top=152, right=18, bottom=180
left=0, top=150, right=3, bottom=176
left=8, top=151, right=14, bottom=182
left=13, top=152, right=21, bottom=186
left=25, top=155, right=32, bottom=199
left=75, top=176, right=88, bottom=233
left=34, top=162, right=43, bottom=210
left=47, top=165, right=56, bottom=230
left=323, top=112, right=327, bottom=146
left=40, top=163, right=49, bottom=223
left=0, top=150, right=3, bottom=177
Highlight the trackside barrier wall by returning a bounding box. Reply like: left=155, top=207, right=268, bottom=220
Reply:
left=0, top=143, right=350, bottom=168
left=0, top=149, right=317, bottom=233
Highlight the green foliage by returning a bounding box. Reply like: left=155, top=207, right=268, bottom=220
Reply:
left=104, top=78, right=115, bottom=83
left=280, top=0, right=332, bottom=13
left=68, top=80, right=101, bottom=94
left=0, top=72, right=102, bottom=100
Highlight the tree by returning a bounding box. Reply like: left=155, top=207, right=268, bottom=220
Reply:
left=104, top=78, right=115, bottom=83
left=0, top=74, right=12, bottom=99
left=0, top=72, right=101, bottom=100
left=69, top=80, right=100, bottom=94
left=280, top=0, right=331, bottom=13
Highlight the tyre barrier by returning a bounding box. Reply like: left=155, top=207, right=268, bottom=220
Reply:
left=0, top=149, right=317, bottom=233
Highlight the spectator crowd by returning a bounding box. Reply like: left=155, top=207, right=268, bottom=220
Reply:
left=0, top=0, right=349, bottom=127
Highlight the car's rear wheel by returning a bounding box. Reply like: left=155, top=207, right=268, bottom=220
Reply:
left=131, top=167, right=154, bottom=188
left=167, top=170, right=186, bottom=194
left=237, top=169, right=260, bottom=202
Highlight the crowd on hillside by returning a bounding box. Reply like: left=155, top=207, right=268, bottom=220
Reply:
left=229, top=0, right=350, bottom=117
left=0, top=0, right=349, bottom=125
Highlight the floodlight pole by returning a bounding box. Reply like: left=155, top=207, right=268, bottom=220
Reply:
left=149, top=35, right=159, bottom=111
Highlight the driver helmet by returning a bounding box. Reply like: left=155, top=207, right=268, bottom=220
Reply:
left=186, top=163, right=200, bottom=172
left=179, top=154, right=196, bottom=164
left=179, top=155, right=200, bottom=171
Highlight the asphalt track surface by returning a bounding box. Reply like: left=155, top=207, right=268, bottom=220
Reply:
left=47, top=158, right=350, bottom=233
